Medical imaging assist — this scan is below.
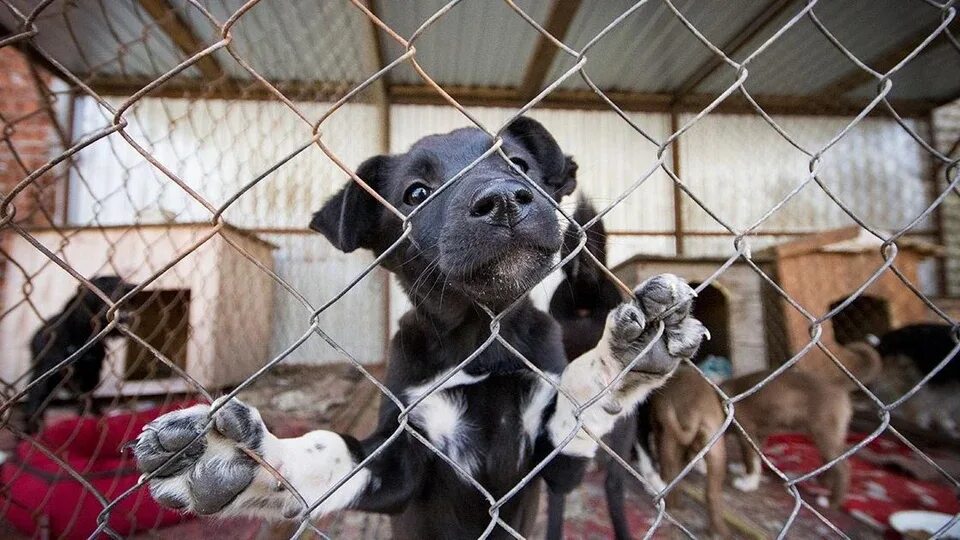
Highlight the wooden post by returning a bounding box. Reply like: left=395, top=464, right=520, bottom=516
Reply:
left=670, top=110, right=685, bottom=256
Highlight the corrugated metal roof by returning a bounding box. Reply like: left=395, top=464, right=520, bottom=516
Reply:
left=4, top=0, right=957, bottom=105
left=376, top=0, right=551, bottom=87
left=1, top=0, right=198, bottom=79
left=847, top=41, right=960, bottom=102
left=544, top=0, right=777, bottom=93
left=172, top=0, right=375, bottom=83
left=695, top=0, right=947, bottom=97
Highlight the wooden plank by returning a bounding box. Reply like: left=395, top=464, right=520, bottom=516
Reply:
left=670, top=111, right=685, bottom=255
left=87, top=75, right=352, bottom=102
left=769, top=226, right=861, bottom=259
left=359, top=0, right=390, bottom=153
left=518, top=0, right=582, bottom=99
left=679, top=484, right=767, bottom=540
left=673, top=0, right=797, bottom=98
left=388, top=83, right=938, bottom=117
left=137, top=0, right=224, bottom=81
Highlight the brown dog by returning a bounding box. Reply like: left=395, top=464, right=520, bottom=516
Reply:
left=651, top=365, right=729, bottom=538
left=721, top=342, right=880, bottom=508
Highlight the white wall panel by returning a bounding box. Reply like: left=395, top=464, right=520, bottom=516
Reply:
left=263, top=233, right=387, bottom=366
left=679, top=114, right=931, bottom=235
left=69, top=97, right=380, bottom=229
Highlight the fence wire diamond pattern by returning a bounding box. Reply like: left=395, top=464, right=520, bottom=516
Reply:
left=1, top=0, right=959, bottom=538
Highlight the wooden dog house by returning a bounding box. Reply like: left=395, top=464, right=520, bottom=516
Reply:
left=759, top=227, right=941, bottom=366
left=0, top=224, right=276, bottom=395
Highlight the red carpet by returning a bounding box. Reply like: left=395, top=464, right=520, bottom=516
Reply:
left=764, top=432, right=960, bottom=531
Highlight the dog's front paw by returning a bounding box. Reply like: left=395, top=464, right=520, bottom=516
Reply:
left=605, top=274, right=708, bottom=373
left=133, top=398, right=266, bottom=514
left=637, top=274, right=709, bottom=358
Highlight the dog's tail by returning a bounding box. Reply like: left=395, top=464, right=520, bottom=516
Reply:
left=562, top=195, right=607, bottom=269
left=819, top=341, right=882, bottom=390
left=657, top=402, right=699, bottom=447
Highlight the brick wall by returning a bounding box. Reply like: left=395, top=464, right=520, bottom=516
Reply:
left=0, top=46, right=65, bottom=297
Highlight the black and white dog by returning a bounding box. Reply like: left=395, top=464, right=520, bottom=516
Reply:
left=546, top=200, right=662, bottom=540
left=24, top=275, right=135, bottom=434
left=132, top=117, right=706, bottom=538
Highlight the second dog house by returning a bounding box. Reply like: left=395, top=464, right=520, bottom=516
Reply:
left=0, top=224, right=276, bottom=394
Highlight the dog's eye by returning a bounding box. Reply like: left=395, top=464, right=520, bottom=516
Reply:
left=509, top=157, right=530, bottom=174
left=403, top=182, right=432, bottom=206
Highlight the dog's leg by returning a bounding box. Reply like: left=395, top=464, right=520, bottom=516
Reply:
left=603, top=416, right=637, bottom=540
left=133, top=398, right=373, bottom=519
left=23, top=374, right=57, bottom=435
left=704, top=436, right=729, bottom=538
left=732, top=428, right=763, bottom=493
left=657, top=430, right=683, bottom=507
left=813, top=411, right=851, bottom=508
left=545, top=491, right=566, bottom=540
left=635, top=441, right=666, bottom=493
left=547, top=274, right=707, bottom=458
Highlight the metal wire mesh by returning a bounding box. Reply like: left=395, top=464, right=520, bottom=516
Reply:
left=1, top=0, right=959, bottom=538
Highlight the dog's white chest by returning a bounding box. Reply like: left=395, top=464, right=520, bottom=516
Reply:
left=404, top=371, right=558, bottom=477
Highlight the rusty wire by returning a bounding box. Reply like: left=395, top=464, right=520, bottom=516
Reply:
left=0, top=0, right=959, bottom=538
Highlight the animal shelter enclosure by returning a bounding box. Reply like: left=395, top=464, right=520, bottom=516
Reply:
left=1, top=0, right=960, bottom=538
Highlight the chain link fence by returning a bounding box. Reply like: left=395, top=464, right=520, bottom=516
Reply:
left=1, top=0, right=959, bottom=538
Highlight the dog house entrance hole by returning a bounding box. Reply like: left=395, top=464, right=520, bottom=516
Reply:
left=689, top=282, right=731, bottom=361
left=828, top=295, right=891, bottom=345
left=124, top=289, right=190, bottom=380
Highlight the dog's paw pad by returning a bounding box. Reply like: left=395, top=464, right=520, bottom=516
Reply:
left=635, top=274, right=694, bottom=323
left=665, top=317, right=709, bottom=358
left=189, top=457, right=258, bottom=514
left=132, top=399, right=266, bottom=515
left=609, top=302, right=646, bottom=342
left=134, top=405, right=209, bottom=477
left=210, top=397, right=264, bottom=447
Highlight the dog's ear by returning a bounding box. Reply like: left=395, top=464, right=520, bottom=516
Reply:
left=504, top=116, right=577, bottom=198
left=310, top=155, right=392, bottom=253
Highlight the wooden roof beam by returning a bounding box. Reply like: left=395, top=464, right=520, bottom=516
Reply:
left=387, top=84, right=938, bottom=117
left=137, top=0, right=224, bottom=82
left=518, top=0, right=582, bottom=100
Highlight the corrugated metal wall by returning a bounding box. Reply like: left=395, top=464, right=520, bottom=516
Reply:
left=934, top=100, right=960, bottom=296
left=68, top=97, right=387, bottom=365
left=66, top=99, right=939, bottom=364
left=387, top=105, right=935, bottom=333
left=70, top=97, right=380, bottom=228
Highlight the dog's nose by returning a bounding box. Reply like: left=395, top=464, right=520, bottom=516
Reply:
left=469, top=181, right=534, bottom=227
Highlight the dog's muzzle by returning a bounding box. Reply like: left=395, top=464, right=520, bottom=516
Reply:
left=468, top=179, right=533, bottom=229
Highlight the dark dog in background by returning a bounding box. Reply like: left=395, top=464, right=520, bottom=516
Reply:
left=24, top=275, right=135, bottom=434
left=869, top=323, right=960, bottom=435
left=547, top=200, right=658, bottom=540
left=548, top=197, right=622, bottom=358
left=131, top=117, right=708, bottom=539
